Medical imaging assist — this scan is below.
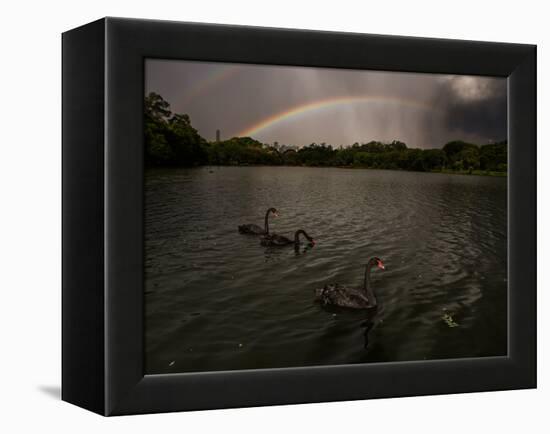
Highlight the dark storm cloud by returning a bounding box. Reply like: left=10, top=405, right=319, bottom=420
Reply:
left=435, top=76, right=507, bottom=143
left=145, top=59, right=507, bottom=148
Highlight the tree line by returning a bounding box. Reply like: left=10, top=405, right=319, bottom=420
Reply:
left=145, top=92, right=507, bottom=175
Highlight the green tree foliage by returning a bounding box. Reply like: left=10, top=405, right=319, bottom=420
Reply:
left=479, top=141, right=507, bottom=172
left=421, top=149, right=447, bottom=170
left=165, top=114, right=207, bottom=165
left=144, top=92, right=172, bottom=164
left=144, top=92, right=207, bottom=166
left=144, top=93, right=507, bottom=175
left=443, top=140, right=480, bottom=171
left=207, top=137, right=281, bottom=165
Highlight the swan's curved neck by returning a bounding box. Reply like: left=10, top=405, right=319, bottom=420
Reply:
left=294, top=230, right=310, bottom=245
left=264, top=210, right=271, bottom=234
left=363, top=263, right=377, bottom=306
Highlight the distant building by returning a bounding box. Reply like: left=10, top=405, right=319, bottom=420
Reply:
left=216, top=129, right=221, bottom=142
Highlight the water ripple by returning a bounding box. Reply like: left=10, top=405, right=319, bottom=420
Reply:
left=145, top=166, right=507, bottom=373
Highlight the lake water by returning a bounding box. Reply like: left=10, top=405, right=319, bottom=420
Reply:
left=145, top=166, right=507, bottom=374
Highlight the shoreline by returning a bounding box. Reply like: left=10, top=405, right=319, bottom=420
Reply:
left=146, top=164, right=507, bottom=177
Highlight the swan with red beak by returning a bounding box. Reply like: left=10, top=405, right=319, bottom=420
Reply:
left=315, top=257, right=386, bottom=309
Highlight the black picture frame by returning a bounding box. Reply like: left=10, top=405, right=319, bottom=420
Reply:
left=62, top=17, right=536, bottom=416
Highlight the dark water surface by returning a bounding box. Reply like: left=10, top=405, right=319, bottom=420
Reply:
left=145, top=166, right=507, bottom=374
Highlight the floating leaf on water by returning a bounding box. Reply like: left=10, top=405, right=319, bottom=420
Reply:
left=442, top=313, right=459, bottom=328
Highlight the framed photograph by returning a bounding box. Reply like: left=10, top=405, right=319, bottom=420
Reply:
left=62, top=17, right=536, bottom=415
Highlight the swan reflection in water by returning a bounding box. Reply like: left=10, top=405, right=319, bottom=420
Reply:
left=261, top=244, right=315, bottom=262
left=319, top=301, right=379, bottom=351
left=260, top=229, right=315, bottom=247
left=361, top=318, right=376, bottom=350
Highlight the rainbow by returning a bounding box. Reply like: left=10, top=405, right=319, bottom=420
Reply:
left=181, top=65, right=242, bottom=105
left=238, top=96, right=434, bottom=137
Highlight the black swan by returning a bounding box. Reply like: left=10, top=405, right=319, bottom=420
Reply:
left=238, top=208, right=278, bottom=235
left=260, top=229, right=315, bottom=247
left=315, top=257, right=385, bottom=309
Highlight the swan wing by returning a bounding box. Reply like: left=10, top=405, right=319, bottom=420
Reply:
left=238, top=224, right=265, bottom=235
left=262, top=233, right=292, bottom=245
left=316, top=284, right=370, bottom=309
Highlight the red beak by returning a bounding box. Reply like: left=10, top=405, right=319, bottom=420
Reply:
left=377, top=261, right=385, bottom=270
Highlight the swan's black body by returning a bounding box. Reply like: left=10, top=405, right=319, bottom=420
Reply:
left=238, top=208, right=278, bottom=235
left=315, top=257, right=385, bottom=309
left=261, top=229, right=315, bottom=247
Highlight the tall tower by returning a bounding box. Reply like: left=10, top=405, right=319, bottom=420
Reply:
left=216, top=129, right=221, bottom=142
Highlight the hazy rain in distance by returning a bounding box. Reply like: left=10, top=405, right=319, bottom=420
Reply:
left=145, top=59, right=507, bottom=148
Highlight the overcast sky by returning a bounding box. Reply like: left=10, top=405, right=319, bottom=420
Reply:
left=145, top=59, right=507, bottom=149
